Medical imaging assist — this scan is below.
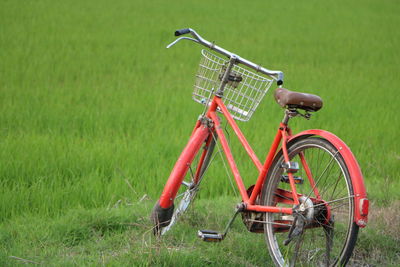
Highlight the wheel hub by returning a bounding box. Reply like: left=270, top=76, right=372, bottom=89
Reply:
left=297, top=196, right=314, bottom=224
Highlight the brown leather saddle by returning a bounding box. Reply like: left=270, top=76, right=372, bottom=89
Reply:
left=274, top=88, right=323, bottom=112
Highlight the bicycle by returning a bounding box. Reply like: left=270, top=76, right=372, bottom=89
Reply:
left=151, top=28, right=369, bottom=266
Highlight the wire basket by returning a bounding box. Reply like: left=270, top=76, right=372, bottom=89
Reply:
left=193, top=49, right=275, bottom=122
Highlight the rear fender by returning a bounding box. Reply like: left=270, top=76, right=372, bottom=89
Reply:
left=288, top=130, right=368, bottom=227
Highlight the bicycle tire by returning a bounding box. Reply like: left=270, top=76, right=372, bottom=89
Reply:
left=151, top=133, right=217, bottom=235
left=262, top=137, right=359, bottom=266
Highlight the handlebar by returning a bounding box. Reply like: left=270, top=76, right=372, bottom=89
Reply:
left=168, top=28, right=284, bottom=85
left=175, top=28, right=191, bottom=36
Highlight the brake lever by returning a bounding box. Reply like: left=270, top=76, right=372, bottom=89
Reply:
left=166, top=37, right=199, bottom=49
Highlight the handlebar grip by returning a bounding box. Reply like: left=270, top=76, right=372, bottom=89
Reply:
left=277, top=72, right=284, bottom=86
left=175, top=28, right=190, bottom=36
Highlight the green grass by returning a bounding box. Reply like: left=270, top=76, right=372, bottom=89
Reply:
left=1, top=198, right=399, bottom=266
left=0, top=0, right=399, bottom=265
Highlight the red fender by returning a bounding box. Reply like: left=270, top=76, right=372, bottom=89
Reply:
left=288, top=129, right=368, bottom=227
left=159, top=125, right=210, bottom=209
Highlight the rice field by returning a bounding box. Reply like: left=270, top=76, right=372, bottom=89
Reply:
left=0, top=0, right=399, bottom=265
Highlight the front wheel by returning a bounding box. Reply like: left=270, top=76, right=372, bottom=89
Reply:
left=262, top=137, right=359, bottom=266
left=151, top=133, right=217, bottom=235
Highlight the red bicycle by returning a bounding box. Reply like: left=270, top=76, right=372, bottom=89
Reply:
left=151, top=28, right=369, bottom=266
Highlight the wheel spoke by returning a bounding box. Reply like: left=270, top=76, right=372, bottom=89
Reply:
left=188, top=163, right=195, bottom=182
left=329, top=201, right=352, bottom=211
left=304, top=150, right=339, bottom=203
left=311, top=195, right=354, bottom=209
left=317, top=169, right=343, bottom=199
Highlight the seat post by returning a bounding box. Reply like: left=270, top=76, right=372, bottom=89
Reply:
left=281, top=109, right=298, bottom=126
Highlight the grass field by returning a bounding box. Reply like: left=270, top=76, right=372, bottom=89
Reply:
left=0, top=0, right=399, bottom=265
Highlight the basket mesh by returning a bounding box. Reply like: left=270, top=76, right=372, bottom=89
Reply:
left=193, top=49, right=274, bottom=121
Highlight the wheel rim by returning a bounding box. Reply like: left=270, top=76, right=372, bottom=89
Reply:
left=264, top=140, right=355, bottom=266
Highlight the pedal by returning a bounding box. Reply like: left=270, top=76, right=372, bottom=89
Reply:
left=197, top=207, right=241, bottom=242
left=197, top=230, right=224, bottom=242
left=281, top=161, right=300, bottom=173
left=280, top=175, right=303, bottom=184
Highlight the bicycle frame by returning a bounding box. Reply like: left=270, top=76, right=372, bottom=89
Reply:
left=158, top=94, right=369, bottom=227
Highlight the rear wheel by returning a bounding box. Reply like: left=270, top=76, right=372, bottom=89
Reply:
left=152, top=133, right=217, bottom=235
left=262, top=137, right=359, bottom=266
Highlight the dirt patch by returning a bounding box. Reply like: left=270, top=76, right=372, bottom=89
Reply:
left=367, top=200, right=400, bottom=241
